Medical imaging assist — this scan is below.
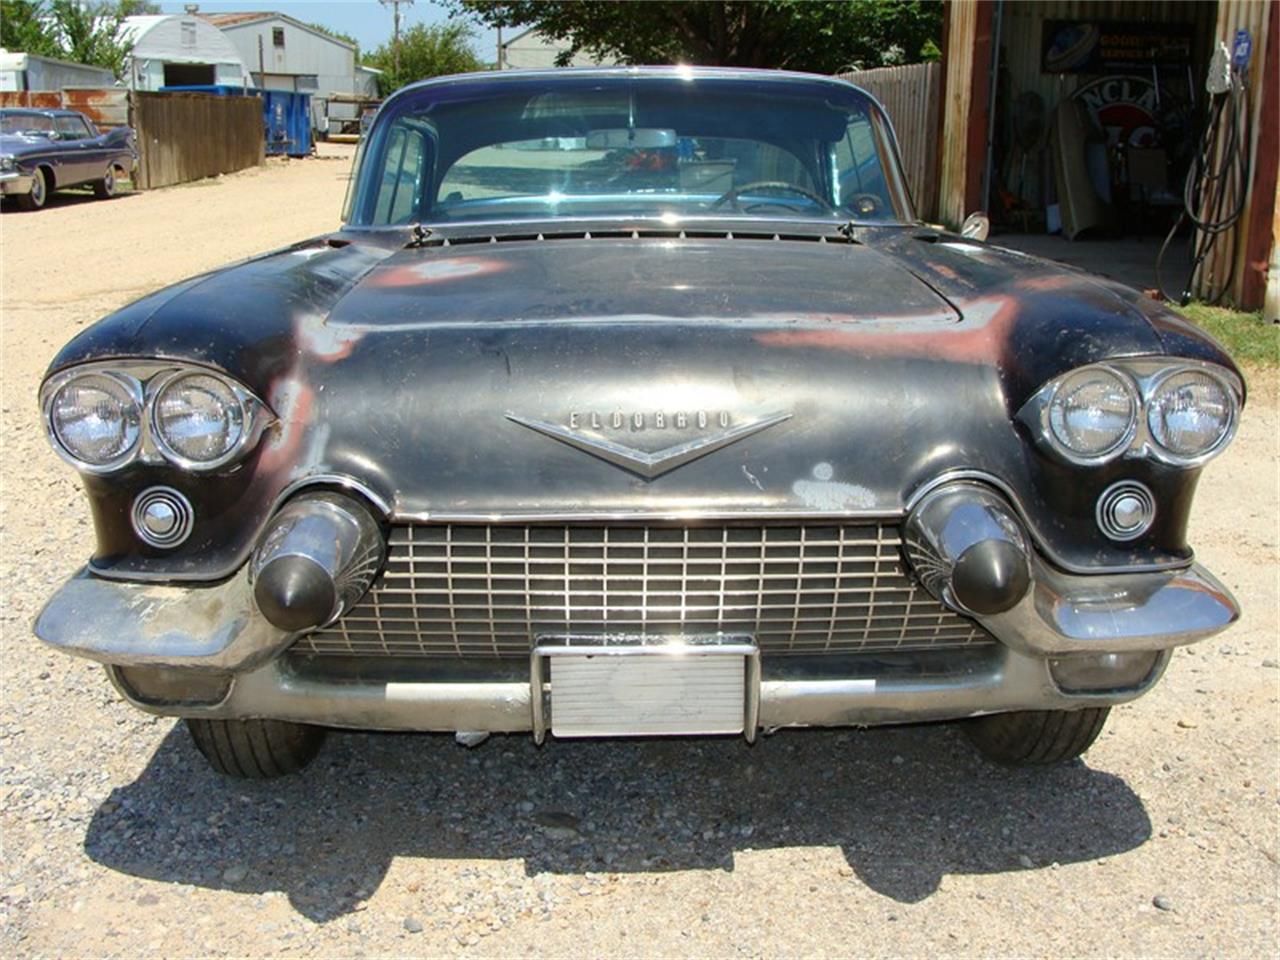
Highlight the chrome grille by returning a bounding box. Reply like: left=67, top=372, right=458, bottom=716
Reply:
left=297, top=523, right=993, bottom=659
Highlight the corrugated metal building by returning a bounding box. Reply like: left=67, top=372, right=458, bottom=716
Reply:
left=120, top=14, right=250, bottom=90
left=201, top=12, right=376, bottom=97
left=498, top=27, right=617, bottom=70
left=937, top=0, right=1276, bottom=309
left=0, top=51, right=117, bottom=92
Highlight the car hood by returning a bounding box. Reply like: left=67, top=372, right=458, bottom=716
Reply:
left=0, top=132, right=54, bottom=157
left=51, top=229, right=1236, bottom=578
left=326, top=235, right=960, bottom=328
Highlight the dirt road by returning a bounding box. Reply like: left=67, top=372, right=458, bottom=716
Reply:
left=1, top=154, right=1277, bottom=957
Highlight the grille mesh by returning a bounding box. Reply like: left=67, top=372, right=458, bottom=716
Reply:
left=297, top=523, right=993, bottom=659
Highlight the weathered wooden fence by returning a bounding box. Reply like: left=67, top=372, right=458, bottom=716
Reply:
left=838, top=62, right=941, bottom=221
left=0, top=88, right=264, bottom=189
left=132, top=91, right=263, bottom=190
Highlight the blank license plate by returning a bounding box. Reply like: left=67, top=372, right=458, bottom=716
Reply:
left=549, top=651, right=748, bottom=737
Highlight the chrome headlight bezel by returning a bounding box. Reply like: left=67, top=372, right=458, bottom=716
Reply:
left=40, top=361, right=272, bottom=474
left=0, top=155, right=17, bottom=172
left=148, top=369, right=256, bottom=471
left=1043, top=365, right=1140, bottom=465
left=1144, top=366, right=1239, bottom=466
left=44, top=370, right=145, bottom=474
left=1021, top=359, right=1242, bottom=468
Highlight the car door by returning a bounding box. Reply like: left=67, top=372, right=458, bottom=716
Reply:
left=53, top=115, right=96, bottom=185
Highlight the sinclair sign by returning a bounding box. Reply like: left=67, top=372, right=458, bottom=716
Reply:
left=1071, top=76, right=1162, bottom=149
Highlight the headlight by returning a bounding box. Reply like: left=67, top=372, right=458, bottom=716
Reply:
left=1047, top=367, right=1137, bottom=461
left=48, top=373, right=142, bottom=469
left=1147, top=369, right=1235, bottom=461
left=0, top=156, right=15, bottom=172
left=152, top=373, right=246, bottom=467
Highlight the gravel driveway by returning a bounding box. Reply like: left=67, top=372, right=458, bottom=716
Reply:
left=1, top=152, right=1276, bottom=957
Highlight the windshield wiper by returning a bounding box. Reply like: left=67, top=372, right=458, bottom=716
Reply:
left=405, top=223, right=434, bottom=248
left=837, top=221, right=864, bottom=243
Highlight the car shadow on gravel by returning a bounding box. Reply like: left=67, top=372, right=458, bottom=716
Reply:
left=1, top=189, right=137, bottom=212
left=84, top=720, right=1151, bottom=922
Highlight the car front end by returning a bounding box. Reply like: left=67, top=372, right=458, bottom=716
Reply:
left=0, top=152, right=34, bottom=196
left=32, top=69, right=1244, bottom=775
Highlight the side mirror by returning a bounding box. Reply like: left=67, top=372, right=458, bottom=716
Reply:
left=960, top=211, right=990, bottom=242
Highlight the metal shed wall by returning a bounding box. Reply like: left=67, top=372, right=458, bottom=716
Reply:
left=0, top=53, right=116, bottom=92
left=999, top=0, right=1218, bottom=113
left=217, top=17, right=359, bottom=94
left=1193, top=0, right=1275, bottom=307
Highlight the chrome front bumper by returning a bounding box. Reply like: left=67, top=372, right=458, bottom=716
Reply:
left=0, top=171, right=34, bottom=195
left=105, top=644, right=1170, bottom=733
left=34, top=556, right=1239, bottom=731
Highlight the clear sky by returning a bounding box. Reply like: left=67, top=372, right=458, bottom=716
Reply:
left=158, top=0, right=500, bottom=61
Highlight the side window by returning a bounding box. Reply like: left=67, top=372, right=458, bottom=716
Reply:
left=835, top=113, right=888, bottom=212
left=55, top=116, right=89, bottom=140
left=374, top=125, right=426, bottom=224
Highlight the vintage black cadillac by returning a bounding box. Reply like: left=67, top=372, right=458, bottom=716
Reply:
left=35, top=68, right=1243, bottom=778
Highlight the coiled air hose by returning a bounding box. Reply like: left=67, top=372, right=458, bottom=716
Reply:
left=1156, top=48, right=1251, bottom=305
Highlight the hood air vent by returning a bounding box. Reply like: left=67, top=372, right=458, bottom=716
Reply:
left=420, top=228, right=857, bottom=248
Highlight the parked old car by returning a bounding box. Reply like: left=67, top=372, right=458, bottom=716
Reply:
left=0, top=107, right=136, bottom=210
left=34, top=68, right=1243, bottom=778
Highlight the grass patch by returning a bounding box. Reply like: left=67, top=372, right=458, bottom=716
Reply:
left=1176, top=302, right=1278, bottom=367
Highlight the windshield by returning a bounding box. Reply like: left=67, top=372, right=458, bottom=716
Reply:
left=347, top=73, right=911, bottom=227
left=0, top=112, right=55, bottom=135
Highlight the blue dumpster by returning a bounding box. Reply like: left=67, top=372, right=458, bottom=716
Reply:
left=159, top=85, right=313, bottom=157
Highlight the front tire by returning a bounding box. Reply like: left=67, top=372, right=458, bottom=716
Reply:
left=964, top=708, right=1110, bottom=765
left=93, top=166, right=116, bottom=199
left=16, top=167, right=48, bottom=210
left=185, top=718, right=326, bottom=778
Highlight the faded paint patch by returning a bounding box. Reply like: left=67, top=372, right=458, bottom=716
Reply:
left=792, top=463, right=875, bottom=510
left=296, top=312, right=361, bottom=360
left=373, top=257, right=509, bottom=288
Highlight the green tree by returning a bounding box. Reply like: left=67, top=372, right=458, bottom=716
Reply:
left=363, top=22, right=484, bottom=95
left=457, top=0, right=942, bottom=72
left=0, top=1, right=158, bottom=76
left=1, top=0, right=61, bottom=57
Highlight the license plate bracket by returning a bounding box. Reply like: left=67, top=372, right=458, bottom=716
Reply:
left=531, top=636, right=760, bottom=743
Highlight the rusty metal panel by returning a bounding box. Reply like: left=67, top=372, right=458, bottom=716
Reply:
left=132, top=92, right=264, bottom=190
left=0, top=91, right=62, bottom=109
left=839, top=62, right=942, bottom=220
left=60, top=87, right=130, bottom=128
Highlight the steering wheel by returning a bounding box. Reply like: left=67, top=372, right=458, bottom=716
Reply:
left=711, top=180, right=836, bottom=214
left=847, top=192, right=883, bottom=218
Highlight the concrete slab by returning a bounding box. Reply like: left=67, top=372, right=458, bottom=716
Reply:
left=992, top=232, right=1193, bottom=297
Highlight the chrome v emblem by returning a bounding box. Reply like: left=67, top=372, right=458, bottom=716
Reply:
left=506, top=412, right=791, bottom=479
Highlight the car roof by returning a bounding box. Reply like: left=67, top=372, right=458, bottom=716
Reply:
left=388, top=65, right=877, bottom=109
left=0, top=107, right=89, bottom=119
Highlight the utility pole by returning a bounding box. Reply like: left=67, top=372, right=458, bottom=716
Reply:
left=379, top=0, right=414, bottom=85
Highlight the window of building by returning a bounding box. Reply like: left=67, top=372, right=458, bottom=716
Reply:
left=296, top=75, right=319, bottom=91
left=181, top=20, right=196, bottom=46
left=273, top=27, right=285, bottom=47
